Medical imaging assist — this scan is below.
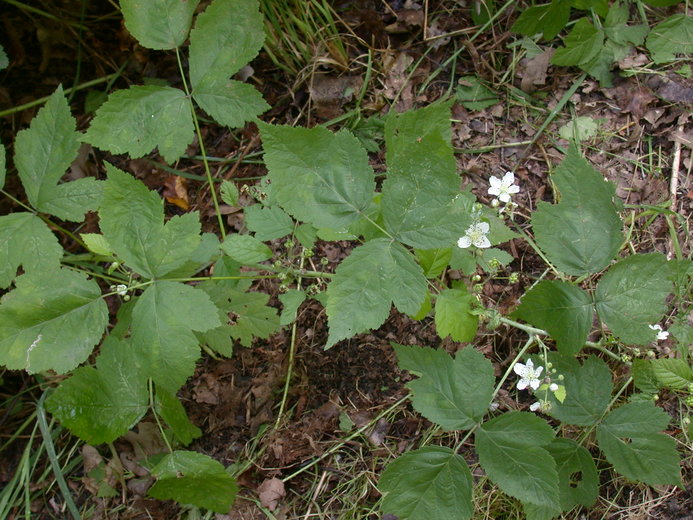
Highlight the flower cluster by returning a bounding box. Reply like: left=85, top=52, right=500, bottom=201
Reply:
left=488, top=171, right=520, bottom=204
left=513, top=358, right=563, bottom=414
left=457, top=222, right=491, bottom=249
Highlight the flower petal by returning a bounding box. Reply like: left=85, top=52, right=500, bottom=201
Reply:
left=513, top=363, right=527, bottom=376
left=498, top=192, right=511, bottom=203
left=502, top=171, right=515, bottom=185
left=517, top=379, right=528, bottom=390
left=530, top=402, right=541, bottom=412
left=457, top=236, right=472, bottom=248
left=474, top=235, right=491, bottom=248
left=477, top=222, right=490, bottom=233
left=529, top=378, right=541, bottom=391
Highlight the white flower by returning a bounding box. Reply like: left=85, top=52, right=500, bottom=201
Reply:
left=529, top=401, right=541, bottom=412
left=513, top=358, right=543, bottom=391
left=648, top=324, right=669, bottom=341
left=488, top=171, right=520, bottom=203
left=457, top=222, right=491, bottom=249
left=110, top=284, right=128, bottom=297
left=549, top=383, right=559, bottom=392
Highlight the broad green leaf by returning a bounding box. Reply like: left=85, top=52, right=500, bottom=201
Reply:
left=155, top=388, right=202, bottom=446
left=14, top=85, right=101, bottom=221
left=0, top=44, right=7, bottom=70
left=45, top=336, right=148, bottom=444
left=162, top=232, right=221, bottom=279
left=511, top=0, right=571, bottom=40
left=652, top=358, right=692, bottom=390
left=80, top=233, right=113, bottom=256
left=558, top=116, right=600, bottom=141
left=395, top=344, right=494, bottom=430
left=552, top=19, right=604, bottom=66
left=604, top=4, right=648, bottom=46
left=84, top=85, right=193, bottom=163
left=259, top=123, right=375, bottom=230
left=0, top=139, right=5, bottom=189
left=325, top=239, right=426, bottom=347
left=479, top=247, right=514, bottom=270
left=415, top=248, right=452, bottom=278
left=294, top=223, right=317, bottom=249
left=450, top=247, right=477, bottom=274
left=631, top=359, right=660, bottom=394
left=379, top=447, right=472, bottom=520
left=549, top=356, right=612, bottom=426
left=131, top=282, right=220, bottom=393
left=434, top=287, right=479, bottom=343
left=0, top=213, right=63, bottom=289
left=148, top=451, right=238, bottom=513
left=99, top=165, right=202, bottom=278
left=189, top=0, right=264, bottom=89
left=596, top=401, right=682, bottom=486
left=219, top=180, right=239, bottom=206
left=221, top=234, right=272, bottom=264
left=193, top=78, right=269, bottom=128
left=0, top=268, right=108, bottom=374
left=455, top=76, right=499, bottom=111
left=646, top=14, right=693, bottom=64
left=546, top=438, right=598, bottom=510
left=522, top=502, right=561, bottom=520
left=512, top=281, right=593, bottom=356
left=475, top=412, right=559, bottom=509
left=571, top=0, right=608, bottom=15
left=244, top=204, right=294, bottom=241
left=409, top=290, right=432, bottom=320
left=120, top=0, right=199, bottom=50
left=279, top=289, right=306, bottom=326
left=381, top=103, right=470, bottom=249
left=595, top=254, right=672, bottom=345
left=532, top=145, right=622, bottom=276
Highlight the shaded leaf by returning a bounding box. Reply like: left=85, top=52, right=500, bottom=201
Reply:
left=193, top=78, right=269, bottom=128
left=651, top=358, right=692, bottom=390
left=221, top=234, right=272, bottom=264
left=279, top=289, right=306, bottom=326
left=155, top=388, right=203, bottom=446
left=434, top=287, right=479, bottom=343
left=549, top=356, right=612, bottom=426
left=646, top=14, right=693, bottom=64
left=552, top=19, right=604, bottom=66
left=415, top=248, right=452, bottom=279
left=244, top=205, right=294, bottom=241
left=120, top=0, right=199, bottom=50
left=547, top=438, right=598, bottom=510
left=511, top=0, right=571, bottom=40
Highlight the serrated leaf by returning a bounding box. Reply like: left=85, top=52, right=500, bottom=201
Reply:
left=480, top=247, right=514, bottom=269
left=279, top=289, right=306, bottom=326
left=80, top=233, right=113, bottom=256
left=646, top=14, right=693, bottom=64
left=395, top=344, right=494, bottom=430
left=148, top=451, right=238, bottom=513
left=546, top=438, right=598, bottom=510
left=219, top=180, right=239, bottom=206
left=120, top=0, right=199, bottom=50
left=155, top=388, right=202, bottom=446
left=511, top=0, right=571, bottom=40
left=45, top=336, right=148, bottom=444
left=512, top=281, right=593, bottom=356
left=84, top=85, right=193, bottom=163
left=434, top=287, right=479, bottom=343
left=325, top=239, right=426, bottom=347
left=631, top=359, right=660, bottom=394
left=99, top=165, right=202, bottom=278
left=259, top=123, right=375, bottom=230
left=596, top=401, right=682, bottom=486
left=221, top=234, right=272, bottom=264
left=595, top=254, right=672, bottom=345
left=14, top=85, right=101, bottom=220
left=522, top=502, right=561, bottom=520
left=475, top=412, right=559, bottom=509
left=294, top=223, right=317, bottom=249
left=193, top=78, right=269, bottom=128
left=379, top=447, right=472, bottom=520
left=455, top=76, right=499, bottom=111
left=0, top=268, right=108, bottom=373
left=0, top=213, right=63, bottom=289
left=244, top=205, right=294, bottom=241
left=415, top=248, right=452, bottom=278
left=532, top=145, right=622, bottom=276
left=604, top=4, right=648, bottom=46
left=651, top=358, right=692, bottom=390
left=549, top=356, right=612, bottom=426
left=552, top=19, right=604, bottom=66
left=131, top=282, right=220, bottom=393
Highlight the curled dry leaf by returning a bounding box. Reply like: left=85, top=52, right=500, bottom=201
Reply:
left=257, top=477, right=285, bottom=511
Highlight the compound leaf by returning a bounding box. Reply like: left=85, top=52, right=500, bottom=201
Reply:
left=155, top=388, right=202, bottom=446
left=84, top=85, right=193, bottom=163
left=551, top=18, right=604, bottom=66
left=596, top=401, right=682, bottom=486
left=646, top=14, right=693, bottom=64
left=511, top=0, right=571, bottom=40
left=434, top=287, right=479, bottom=343
left=193, top=78, right=269, bottom=128
left=0, top=268, right=108, bottom=374
left=148, top=451, right=238, bottom=513
left=325, top=239, right=426, bottom=347
left=394, top=344, right=494, bottom=430
left=379, top=447, right=472, bottom=520
left=595, top=253, right=672, bottom=345
left=651, top=358, right=692, bottom=390
left=549, top=356, right=612, bottom=426
left=546, top=438, right=598, bottom=510
left=120, top=0, right=199, bottom=50
left=14, top=85, right=101, bottom=221
left=45, top=336, right=148, bottom=444
left=244, top=204, right=294, bottom=241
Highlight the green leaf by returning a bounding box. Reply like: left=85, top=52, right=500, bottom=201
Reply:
left=45, top=336, right=148, bottom=444
left=148, top=451, right=238, bottom=513
left=294, top=223, right=317, bottom=249
left=415, top=248, right=452, bottom=278
left=434, top=287, right=479, bottom=343
left=475, top=412, right=560, bottom=509
left=450, top=247, right=477, bottom=274
left=0, top=268, right=108, bottom=374
left=395, top=344, right=494, bottom=430
left=325, top=239, right=426, bottom=347
left=0, top=138, right=5, bottom=189
left=379, top=447, right=472, bottom=520
left=14, top=85, right=101, bottom=221
left=0, top=213, right=63, bottom=289
left=244, top=205, right=294, bottom=241
left=193, top=78, right=269, bottom=128
left=0, top=44, right=7, bottom=70
left=549, top=356, right=612, bottom=426
left=84, top=85, right=193, bottom=163
left=604, top=4, right=648, bottom=46
left=381, top=102, right=470, bottom=249
left=558, top=116, right=600, bottom=141
left=120, top=0, right=199, bottom=50
left=131, top=282, right=220, bottom=393
left=631, top=359, right=660, bottom=394
left=596, top=401, right=682, bottom=486
left=552, top=19, right=604, bottom=67
left=532, top=145, right=622, bottom=276
left=594, top=254, right=672, bottom=345
left=546, top=438, right=598, bottom=510
left=99, top=165, right=202, bottom=278
left=279, top=289, right=306, bottom=326
left=455, top=76, right=499, bottom=111
left=651, top=358, right=692, bottom=390
left=511, top=0, right=572, bottom=40
left=571, top=0, right=608, bottom=16
left=259, top=123, right=375, bottom=230
left=219, top=180, right=239, bottom=206
left=646, top=14, right=693, bottom=64
left=155, top=388, right=202, bottom=446
left=479, top=247, right=514, bottom=270
left=221, top=234, right=272, bottom=264
left=512, top=281, right=593, bottom=356
left=80, top=233, right=113, bottom=256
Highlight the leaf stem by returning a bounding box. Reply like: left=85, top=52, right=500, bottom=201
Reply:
left=148, top=380, right=173, bottom=453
